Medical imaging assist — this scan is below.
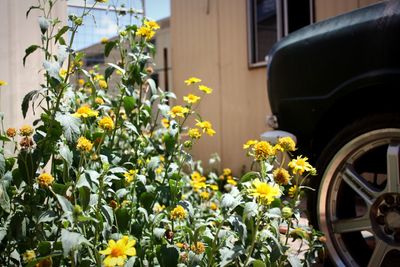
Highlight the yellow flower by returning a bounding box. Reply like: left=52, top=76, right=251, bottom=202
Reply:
left=198, top=85, right=213, bottom=94
left=274, top=136, right=296, bottom=152
left=227, top=177, right=237, bottom=186
left=99, top=236, right=136, bottom=267
left=170, top=205, right=187, bottom=220
left=223, top=168, right=232, bottom=176
left=59, top=68, right=68, bottom=79
left=94, top=74, right=105, bottom=81
left=101, top=37, right=109, bottom=44
left=0, top=80, right=8, bottom=86
left=78, top=79, right=85, bottom=86
left=288, top=156, right=314, bottom=175
left=99, top=80, right=108, bottom=89
left=22, top=250, right=36, bottom=263
left=288, top=185, right=298, bottom=198
left=144, top=20, right=160, bottom=30
left=183, top=94, right=201, bottom=104
left=188, top=128, right=201, bottom=139
left=184, top=77, right=202, bottom=85
left=208, top=184, right=219, bottom=191
left=210, top=202, right=218, bottom=210
left=124, top=169, right=137, bottom=184
left=95, top=97, right=104, bottom=105
left=153, top=203, right=165, bottom=213
left=36, top=257, right=52, bottom=267
left=191, top=242, right=205, bottom=254
left=161, top=118, right=170, bottom=128
left=136, top=26, right=155, bottom=40
left=99, top=116, right=115, bottom=131
left=243, top=139, right=258, bottom=149
left=168, top=105, right=189, bottom=118
left=273, top=167, right=291, bottom=185
left=76, top=136, right=93, bottom=152
left=254, top=141, right=275, bottom=160
left=249, top=179, right=281, bottom=204
left=195, top=120, right=216, bottom=136
left=191, top=171, right=203, bottom=181
left=6, top=128, right=16, bottom=138
left=19, top=125, right=33, bottom=137
left=37, top=173, right=54, bottom=188
left=73, top=105, right=99, bottom=118
left=199, top=191, right=210, bottom=200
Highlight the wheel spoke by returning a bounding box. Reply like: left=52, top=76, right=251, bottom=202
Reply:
left=385, top=145, right=400, bottom=193
left=342, top=165, right=379, bottom=206
left=333, top=215, right=371, bottom=234
left=367, top=239, right=393, bottom=267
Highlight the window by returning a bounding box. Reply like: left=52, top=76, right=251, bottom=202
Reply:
left=248, top=0, right=314, bottom=67
left=84, top=53, right=105, bottom=67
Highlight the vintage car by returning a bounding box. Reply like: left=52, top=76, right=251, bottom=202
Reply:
left=263, top=1, right=400, bottom=266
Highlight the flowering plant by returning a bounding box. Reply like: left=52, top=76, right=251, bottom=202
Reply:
left=0, top=1, right=324, bottom=266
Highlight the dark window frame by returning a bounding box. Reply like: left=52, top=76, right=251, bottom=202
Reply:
left=247, top=0, right=314, bottom=68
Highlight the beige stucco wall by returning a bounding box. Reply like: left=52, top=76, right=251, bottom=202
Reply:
left=171, top=0, right=271, bottom=174
left=0, top=0, right=67, bottom=130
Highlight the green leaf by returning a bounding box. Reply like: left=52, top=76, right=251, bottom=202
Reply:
left=123, top=96, right=136, bottom=114
left=78, top=187, right=90, bottom=211
left=243, top=202, right=258, bottom=219
left=55, top=26, right=70, bottom=44
left=23, top=45, right=40, bottom=66
left=219, top=245, right=245, bottom=267
left=0, top=153, right=5, bottom=177
left=240, top=171, right=260, bottom=183
left=252, top=260, right=266, bottom=267
left=140, top=192, right=155, bottom=212
left=147, top=78, right=157, bottom=95
left=61, top=229, right=91, bottom=257
left=38, top=241, right=51, bottom=255
left=55, top=113, right=81, bottom=142
left=38, top=210, right=57, bottom=223
left=0, top=135, right=11, bottom=142
left=107, top=63, right=125, bottom=75
left=104, top=66, right=115, bottom=81
left=59, top=144, right=73, bottom=169
left=163, top=133, right=175, bottom=154
left=160, top=245, right=179, bottom=267
left=22, top=90, right=39, bottom=118
left=0, top=181, right=10, bottom=213
left=105, top=41, right=117, bottom=57
left=116, top=208, right=129, bottom=232
left=56, top=194, right=73, bottom=213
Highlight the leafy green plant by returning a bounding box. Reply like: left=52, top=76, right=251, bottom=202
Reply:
left=0, top=1, right=324, bottom=266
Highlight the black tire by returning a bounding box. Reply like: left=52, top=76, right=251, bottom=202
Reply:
left=308, top=113, right=400, bottom=267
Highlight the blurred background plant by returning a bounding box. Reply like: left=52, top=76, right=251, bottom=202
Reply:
left=0, top=0, right=324, bottom=266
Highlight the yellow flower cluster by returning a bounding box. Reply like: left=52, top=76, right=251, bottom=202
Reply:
left=191, top=242, right=205, bottom=254
left=190, top=171, right=207, bottom=192
left=183, top=93, right=201, bottom=104
left=124, top=169, right=137, bottom=184
left=273, top=167, right=291, bottom=185
left=99, top=236, right=136, bottom=267
left=243, top=136, right=297, bottom=161
left=19, top=125, right=34, bottom=137
left=188, top=128, right=201, bottom=139
left=169, top=105, right=189, bottom=118
left=195, top=120, right=216, bottom=136
left=136, top=20, right=160, bottom=40
left=249, top=179, right=281, bottom=205
left=76, top=136, right=93, bottom=152
left=73, top=105, right=99, bottom=118
left=170, top=205, right=187, bottom=220
left=288, top=156, right=316, bottom=175
left=99, top=116, right=115, bottom=131
left=6, top=128, right=16, bottom=138
left=219, top=168, right=237, bottom=186
left=37, top=173, right=54, bottom=188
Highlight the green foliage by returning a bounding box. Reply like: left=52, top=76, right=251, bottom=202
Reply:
left=0, top=1, right=325, bottom=266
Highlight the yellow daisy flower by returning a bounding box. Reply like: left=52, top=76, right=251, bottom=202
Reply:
left=249, top=179, right=281, bottom=204
left=183, top=94, right=201, bottom=104
left=198, top=85, right=213, bottom=94
left=99, top=236, right=136, bottom=267
left=170, top=205, right=187, bottom=220
left=184, top=77, right=202, bottom=85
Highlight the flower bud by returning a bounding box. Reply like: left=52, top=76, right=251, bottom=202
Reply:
left=282, top=206, right=293, bottom=219
left=38, top=17, right=50, bottom=34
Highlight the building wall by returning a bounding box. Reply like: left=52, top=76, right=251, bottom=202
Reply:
left=171, top=0, right=271, bottom=174
left=170, top=0, right=381, bottom=174
left=0, top=0, right=67, bottom=130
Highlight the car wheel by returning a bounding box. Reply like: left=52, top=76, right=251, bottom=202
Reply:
left=309, top=114, right=400, bottom=267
